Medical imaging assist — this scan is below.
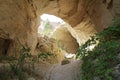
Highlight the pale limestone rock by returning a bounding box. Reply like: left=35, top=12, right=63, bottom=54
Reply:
left=36, top=36, right=64, bottom=64
left=35, top=0, right=120, bottom=44
left=51, top=24, right=79, bottom=54
left=0, top=0, right=120, bottom=57
left=0, top=0, right=39, bottom=56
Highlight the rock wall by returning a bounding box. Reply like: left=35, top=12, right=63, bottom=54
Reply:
left=57, top=0, right=120, bottom=30
left=35, top=0, right=120, bottom=43
left=0, top=0, right=120, bottom=56
left=0, top=0, right=39, bottom=56
left=36, top=36, right=64, bottom=64
left=57, top=0, right=120, bottom=42
left=51, top=24, right=79, bottom=54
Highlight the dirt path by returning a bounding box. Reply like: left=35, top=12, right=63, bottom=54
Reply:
left=44, top=60, right=82, bottom=80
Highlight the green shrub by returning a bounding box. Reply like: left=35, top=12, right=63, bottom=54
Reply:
left=0, top=46, right=54, bottom=80
left=42, top=21, right=52, bottom=35
left=38, top=52, right=53, bottom=59
left=76, top=19, right=120, bottom=80
left=0, top=46, right=33, bottom=80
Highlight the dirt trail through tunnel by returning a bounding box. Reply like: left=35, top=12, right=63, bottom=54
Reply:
left=44, top=60, right=82, bottom=80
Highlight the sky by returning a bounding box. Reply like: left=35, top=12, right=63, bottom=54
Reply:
left=40, top=14, right=64, bottom=23
left=38, top=14, right=65, bottom=34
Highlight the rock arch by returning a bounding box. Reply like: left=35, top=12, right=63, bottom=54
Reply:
left=0, top=0, right=120, bottom=56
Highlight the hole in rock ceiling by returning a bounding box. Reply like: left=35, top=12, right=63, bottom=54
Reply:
left=38, top=14, right=65, bottom=37
left=38, top=14, right=79, bottom=59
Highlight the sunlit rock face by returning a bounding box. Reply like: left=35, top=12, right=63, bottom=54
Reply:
left=57, top=0, right=120, bottom=30
left=35, top=0, right=120, bottom=44
left=36, top=36, right=65, bottom=64
left=0, top=0, right=120, bottom=56
left=51, top=24, right=79, bottom=54
left=0, top=0, right=39, bottom=56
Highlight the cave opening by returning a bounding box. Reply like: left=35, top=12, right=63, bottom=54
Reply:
left=38, top=14, right=65, bottom=37
left=38, top=14, right=79, bottom=59
left=0, top=38, right=11, bottom=56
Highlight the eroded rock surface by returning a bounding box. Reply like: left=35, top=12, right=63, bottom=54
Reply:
left=0, top=0, right=120, bottom=57
left=0, top=0, right=39, bottom=56
left=36, top=36, right=64, bottom=64
left=51, top=24, right=79, bottom=54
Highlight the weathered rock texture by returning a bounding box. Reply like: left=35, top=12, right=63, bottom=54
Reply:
left=0, top=0, right=39, bottom=56
left=0, top=0, right=120, bottom=56
left=36, top=36, right=64, bottom=64
left=52, top=24, right=79, bottom=54
left=35, top=0, right=120, bottom=43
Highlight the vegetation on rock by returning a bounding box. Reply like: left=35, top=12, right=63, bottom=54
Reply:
left=76, top=19, right=120, bottom=80
left=42, top=21, right=52, bottom=35
left=0, top=46, right=53, bottom=80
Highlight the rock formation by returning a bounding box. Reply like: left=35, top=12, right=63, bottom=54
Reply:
left=36, top=36, right=64, bottom=64
left=51, top=24, right=79, bottom=54
left=0, top=0, right=120, bottom=80
left=0, top=0, right=120, bottom=57
left=0, top=0, right=39, bottom=57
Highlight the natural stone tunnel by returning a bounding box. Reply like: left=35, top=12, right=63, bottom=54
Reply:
left=0, top=0, right=120, bottom=80
left=0, top=0, right=120, bottom=57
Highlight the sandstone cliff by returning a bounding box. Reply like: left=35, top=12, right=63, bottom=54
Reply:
left=0, top=0, right=120, bottom=57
